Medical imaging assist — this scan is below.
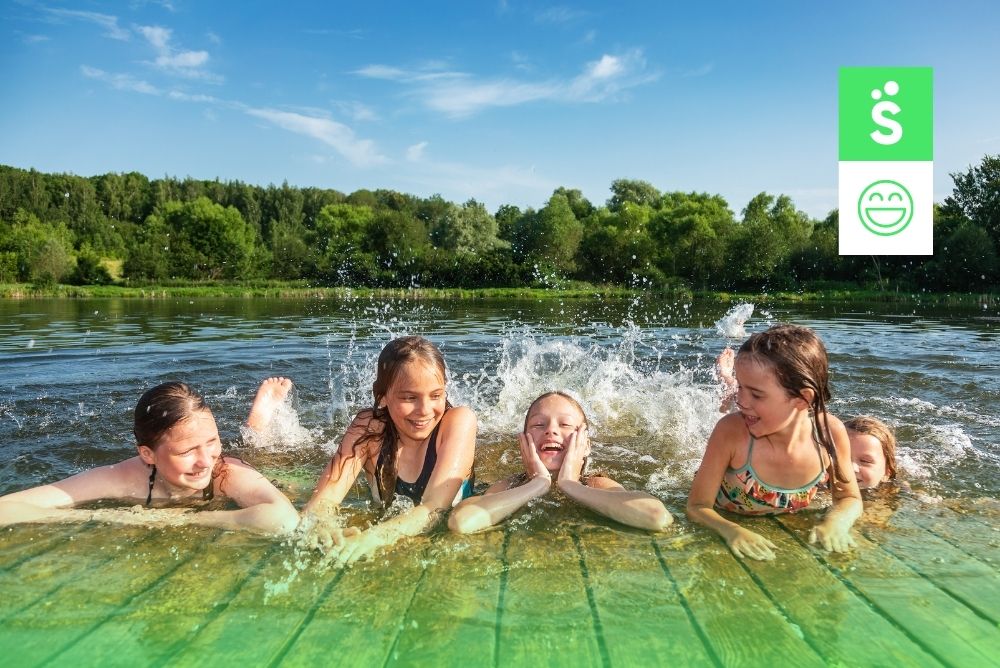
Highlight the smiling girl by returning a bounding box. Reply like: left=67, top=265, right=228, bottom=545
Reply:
left=301, top=336, right=476, bottom=564
left=688, top=324, right=862, bottom=560
left=448, top=391, right=671, bottom=533
left=0, top=381, right=299, bottom=534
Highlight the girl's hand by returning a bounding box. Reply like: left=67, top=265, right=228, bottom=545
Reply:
left=726, top=526, right=777, bottom=560
left=518, top=432, right=551, bottom=482
left=558, top=425, right=590, bottom=483
left=326, top=528, right=382, bottom=566
left=306, top=523, right=359, bottom=552
left=809, top=521, right=857, bottom=553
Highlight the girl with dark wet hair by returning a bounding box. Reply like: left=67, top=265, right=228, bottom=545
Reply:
left=0, top=380, right=298, bottom=535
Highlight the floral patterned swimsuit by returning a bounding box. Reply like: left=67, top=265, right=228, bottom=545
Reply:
left=715, top=436, right=828, bottom=515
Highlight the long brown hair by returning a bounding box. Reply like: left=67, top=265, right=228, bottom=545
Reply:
left=345, top=336, right=449, bottom=506
left=134, top=381, right=227, bottom=500
left=737, top=324, right=849, bottom=485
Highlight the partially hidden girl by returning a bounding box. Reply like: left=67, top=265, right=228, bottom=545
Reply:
left=688, top=324, right=862, bottom=560
left=448, top=391, right=671, bottom=533
left=301, top=335, right=476, bottom=564
left=0, top=380, right=299, bottom=534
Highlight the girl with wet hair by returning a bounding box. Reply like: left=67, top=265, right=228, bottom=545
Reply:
left=301, top=335, right=477, bottom=565
left=845, top=415, right=898, bottom=489
left=0, top=381, right=298, bottom=535
left=688, top=324, right=862, bottom=560
left=448, top=391, right=671, bottom=533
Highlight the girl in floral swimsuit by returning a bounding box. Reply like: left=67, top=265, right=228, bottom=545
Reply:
left=686, top=324, right=862, bottom=560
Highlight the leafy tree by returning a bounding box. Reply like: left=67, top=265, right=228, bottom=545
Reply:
left=0, top=209, right=76, bottom=282
left=517, top=192, right=583, bottom=274
left=942, top=154, right=1000, bottom=250
left=432, top=199, right=507, bottom=254
left=153, top=198, right=258, bottom=279
left=728, top=193, right=812, bottom=287
left=608, top=179, right=660, bottom=212
left=650, top=192, right=734, bottom=288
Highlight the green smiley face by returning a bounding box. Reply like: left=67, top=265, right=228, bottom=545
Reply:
left=857, top=179, right=913, bottom=236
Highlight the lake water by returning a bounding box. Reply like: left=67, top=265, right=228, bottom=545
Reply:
left=1, top=295, right=998, bottom=667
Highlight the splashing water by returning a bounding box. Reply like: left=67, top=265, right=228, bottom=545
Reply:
left=715, top=303, right=754, bottom=338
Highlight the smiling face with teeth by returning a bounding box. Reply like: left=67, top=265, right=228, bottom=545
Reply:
left=524, top=393, right=588, bottom=474
left=384, top=360, right=447, bottom=449
left=733, top=356, right=807, bottom=440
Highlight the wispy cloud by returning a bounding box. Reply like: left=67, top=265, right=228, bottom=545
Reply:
left=245, top=108, right=388, bottom=167
left=406, top=141, right=428, bottom=162
left=137, top=24, right=219, bottom=81
left=534, top=6, right=591, bottom=24
left=45, top=8, right=130, bottom=41
left=357, top=49, right=657, bottom=118
left=81, top=65, right=160, bottom=95
left=333, top=100, right=378, bottom=122
left=682, top=63, right=714, bottom=78
left=22, top=34, right=51, bottom=44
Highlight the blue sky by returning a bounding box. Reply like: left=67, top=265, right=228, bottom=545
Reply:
left=2, top=1, right=998, bottom=219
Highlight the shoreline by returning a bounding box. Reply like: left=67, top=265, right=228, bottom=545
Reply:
left=0, top=282, right=996, bottom=307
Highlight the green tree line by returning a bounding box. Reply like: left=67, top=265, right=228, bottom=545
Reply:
left=1, top=157, right=997, bottom=292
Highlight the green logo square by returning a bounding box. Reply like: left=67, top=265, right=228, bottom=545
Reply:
left=839, top=67, right=933, bottom=161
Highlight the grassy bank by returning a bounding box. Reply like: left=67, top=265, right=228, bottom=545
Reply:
left=0, top=281, right=996, bottom=307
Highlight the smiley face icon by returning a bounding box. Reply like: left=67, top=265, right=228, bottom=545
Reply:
left=857, top=180, right=913, bottom=236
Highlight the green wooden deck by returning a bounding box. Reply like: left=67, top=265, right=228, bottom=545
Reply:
left=1, top=502, right=997, bottom=668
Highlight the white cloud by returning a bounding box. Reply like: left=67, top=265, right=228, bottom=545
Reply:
left=406, top=142, right=428, bottom=162
left=333, top=100, right=378, bottom=122
left=534, top=6, right=590, bottom=24
left=81, top=65, right=160, bottom=95
left=360, top=49, right=657, bottom=118
left=354, top=64, right=408, bottom=80
left=138, top=24, right=220, bottom=81
left=246, top=108, right=388, bottom=168
left=22, top=34, right=51, bottom=44
left=45, top=8, right=130, bottom=41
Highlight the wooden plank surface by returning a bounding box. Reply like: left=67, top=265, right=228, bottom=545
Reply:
left=575, top=526, right=716, bottom=667
left=867, top=512, right=1000, bottom=624
left=389, top=530, right=506, bottom=667
left=903, top=505, right=999, bottom=568
left=740, top=517, right=944, bottom=668
left=0, top=523, right=85, bottom=572
left=496, top=527, right=605, bottom=667
left=48, top=532, right=279, bottom=667
left=778, top=512, right=1000, bottom=668
left=0, top=526, right=221, bottom=668
left=275, top=534, right=430, bottom=666
left=657, top=518, right=827, bottom=668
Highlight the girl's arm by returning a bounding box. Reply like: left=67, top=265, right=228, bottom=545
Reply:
left=556, top=426, right=672, bottom=531
left=0, top=463, right=137, bottom=526
left=686, top=415, right=778, bottom=560
left=303, top=413, right=376, bottom=516
left=186, top=457, right=299, bottom=535
left=328, top=406, right=477, bottom=565
left=448, top=431, right=552, bottom=533
left=809, top=416, right=863, bottom=552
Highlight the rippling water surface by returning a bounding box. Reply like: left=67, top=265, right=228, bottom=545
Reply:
left=1, top=296, right=997, bottom=502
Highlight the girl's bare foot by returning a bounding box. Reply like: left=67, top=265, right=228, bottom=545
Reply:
left=247, top=377, right=294, bottom=431
left=716, top=348, right=737, bottom=413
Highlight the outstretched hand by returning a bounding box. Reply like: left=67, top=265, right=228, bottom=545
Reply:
left=809, top=522, right=857, bottom=553
left=558, top=425, right=590, bottom=483
left=518, top=432, right=551, bottom=482
left=726, top=526, right=777, bottom=560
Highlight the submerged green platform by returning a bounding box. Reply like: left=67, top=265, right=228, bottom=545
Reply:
left=1, top=503, right=997, bottom=668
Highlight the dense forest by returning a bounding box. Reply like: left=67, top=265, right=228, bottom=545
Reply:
left=1, top=157, right=997, bottom=292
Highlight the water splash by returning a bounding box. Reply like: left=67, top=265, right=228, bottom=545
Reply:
left=714, top=303, right=754, bottom=338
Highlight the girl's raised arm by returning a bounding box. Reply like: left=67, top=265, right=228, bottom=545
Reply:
left=556, top=426, right=672, bottom=531
left=303, top=412, right=376, bottom=515
left=449, top=430, right=551, bottom=534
